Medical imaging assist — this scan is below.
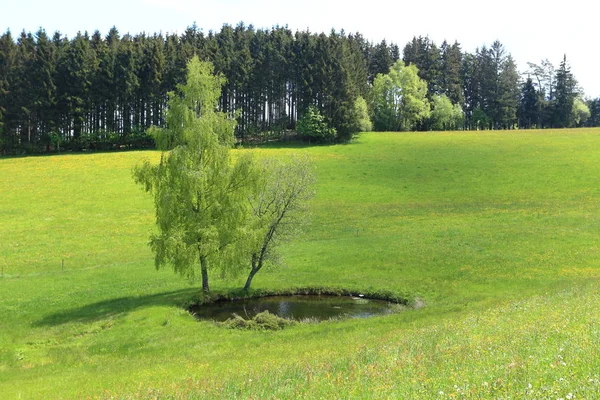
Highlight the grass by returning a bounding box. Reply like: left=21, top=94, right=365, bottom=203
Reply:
left=1, top=129, right=600, bottom=398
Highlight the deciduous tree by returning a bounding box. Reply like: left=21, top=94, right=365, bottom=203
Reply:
left=134, top=56, right=251, bottom=292
left=370, top=60, right=430, bottom=131
left=243, top=155, right=316, bottom=290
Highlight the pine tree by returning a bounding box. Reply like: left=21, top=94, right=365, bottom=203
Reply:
left=403, top=36, right=442, bottom=99
left=232, top=22, right=254, bottom=136
left=114, top=35, right=138, bottom=135
left=552, top=55, right=578, bottom=128
left=0, top=30, right=17, bottom=150
left=461, top=51, right=480, bottom=128
left=440, top=40, right=464, bottom=106
left=518, top=77, right=538, bottom=128
left=28, top=29, right=57, bottom=146
left=137, top=34, right=165, bottom=129
left=12, top=31, right=37, bottom=145
left=587, top=98, right=600, bottom=127
left=497, top=55, right=520, bottom=129
left=55, top=32, right=95, bottom=140
left=369, top=40, right=392, bottom=81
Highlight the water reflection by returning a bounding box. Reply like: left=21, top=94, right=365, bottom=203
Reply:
left=190, top=295, right=395, bottom=322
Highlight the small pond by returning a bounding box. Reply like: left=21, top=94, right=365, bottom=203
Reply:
left=190, top=295, right=397, bottom=322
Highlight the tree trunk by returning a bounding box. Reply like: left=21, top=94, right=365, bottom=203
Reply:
left=243, top=254, right=260, bottom=291
left=200, top=256, right=210, bottom=292
left=244, top=267, right=259, bottom=291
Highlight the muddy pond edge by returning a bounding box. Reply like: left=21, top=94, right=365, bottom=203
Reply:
left=182, top=286, right=423, bottom=310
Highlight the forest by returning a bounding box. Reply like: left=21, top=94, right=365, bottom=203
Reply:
left=1, top=23, right=599, bottom=153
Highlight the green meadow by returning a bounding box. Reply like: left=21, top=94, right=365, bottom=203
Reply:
left=1, top=130, right=600, bottom=398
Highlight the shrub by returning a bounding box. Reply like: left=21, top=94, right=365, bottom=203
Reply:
left=297, top=106, right=336, bottom=143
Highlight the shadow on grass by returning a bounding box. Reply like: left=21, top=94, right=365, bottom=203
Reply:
left=34, top=288, right=199, bottom=327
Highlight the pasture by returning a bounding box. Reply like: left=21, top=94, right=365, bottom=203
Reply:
left=1, top=130, right=600, bottom=398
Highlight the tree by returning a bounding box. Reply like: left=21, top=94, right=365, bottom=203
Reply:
left=296, top=105, right=336, bottom=143
left=55, top=32, right=94, bottom=140
left=527, top=59, right=555, bottom=128
left=0, top=30, right=17, bottom=151
left=134, top=56, right=251, bottom=292
left=243, top=155, right=316, bottom=290
left=587, top=98, right=600, bottom=127
left=553, top=55, right=578, bottom=128
left=370, top=60, right=430, bottom=131
left=571, top=97, right=590, bottom=127
left=518, top=77, right=538, bottom=128
left=430, top=94, right=463, bottom=131
left=471, top=107, right=490, bottom=130
left=496, top=55, right=520, bottom=129
left=369, top=39, right=393, bottom=83
left=461, top=51, right=479, bottom=127
left=113, top=35, right=138, bottom=135
left=350, top=95, right=372, bottom=133
left=403, top=36, right=441, bottom=98
left=440, top=40, right=464, bottom=106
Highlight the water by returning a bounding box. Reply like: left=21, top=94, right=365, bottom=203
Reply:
left=190, top=295, right=395, bottom=322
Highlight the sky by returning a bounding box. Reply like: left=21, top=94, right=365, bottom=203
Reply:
left=2, top=0, right=598, bottom=98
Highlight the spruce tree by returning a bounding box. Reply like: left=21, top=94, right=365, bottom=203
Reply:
left=0, top=30, right=16, bottom=150
left=553, top=55, right=578, bottom=128
left=497, top=55, right=520, bottom=129
left=518, top=77, right=538, bottom=128
left=440, top=40, right=464, bottom=106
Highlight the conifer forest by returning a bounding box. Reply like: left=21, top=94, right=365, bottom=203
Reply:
left=0, top=23, right=598, bottom=153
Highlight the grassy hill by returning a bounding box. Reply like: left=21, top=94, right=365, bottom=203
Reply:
left=1, top=130, right=599, bottom=398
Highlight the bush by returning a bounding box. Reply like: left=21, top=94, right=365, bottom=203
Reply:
left=351, top=96, right=373, bottom=133
left=218, top=311, right=296, bottom=330
left=297, top=106, right=336, bottom=144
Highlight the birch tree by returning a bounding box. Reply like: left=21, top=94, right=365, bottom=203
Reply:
left=134, top=56, right=252, bottom=292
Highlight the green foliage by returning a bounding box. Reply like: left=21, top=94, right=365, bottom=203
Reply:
left=2, top=26, right=599, bottom=155
left=370, top=60, right=430, bottom=131
left=518, top=77, right=539, bottom=128
left=134, top=56, right=251, bottom=291
left=351, top=96, right=372, bottom=133
left=430, top=94, right=465, bottom=131
left=587, top=98, right=600, bottom=127
left=402, top=36, right=441, bottom=97
left=243, top=154, right=316, bottom=289
left=495, top=55, right=520, bottom=129
left=296, top=105, right=336, bottom=143
left=571, top=97, right=590, bottom=127
left=440, top=40, right=464, bottom=105
left=462, top=42, right=521, bottom=130
left=471, top=107, right=491, bottom=130
left=553, top=55, right=578, bottom=128
left=430, top=94, right=452, bottom=130
left=451, top=103, right=465, bottom=129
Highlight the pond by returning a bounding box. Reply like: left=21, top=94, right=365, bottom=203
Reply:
left=190, top=295, right=397, bottom=322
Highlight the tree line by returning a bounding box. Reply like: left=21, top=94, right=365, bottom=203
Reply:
left=1, top=24, right=598, bottom=154
left=401, top=37, right=596, bottom=130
